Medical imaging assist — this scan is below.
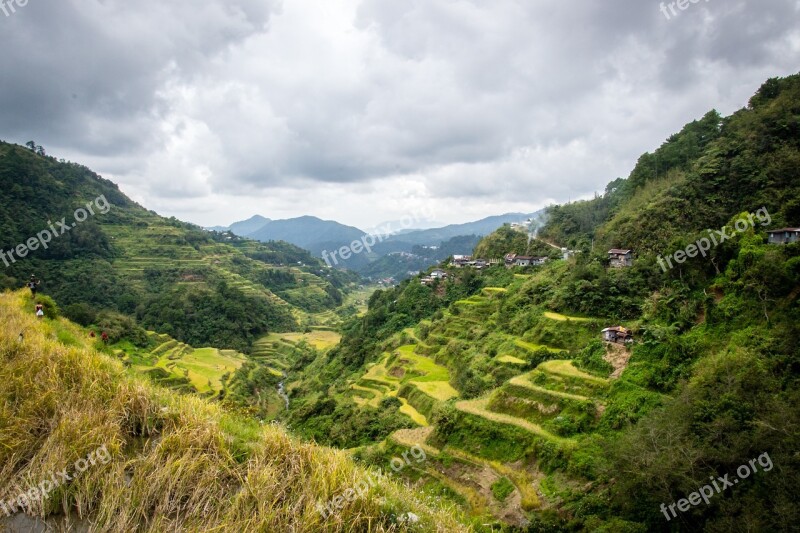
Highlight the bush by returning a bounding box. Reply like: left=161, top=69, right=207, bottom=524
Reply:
left=96, top=310, right=149, bottom=347
left=63, top=302, right=98, bottom=326
left=575, top=340, right=614, bottom=376
left=491, top=477, right=515, bottom=502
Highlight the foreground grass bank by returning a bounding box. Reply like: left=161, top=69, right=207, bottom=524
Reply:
left=0, top=291, right=470, bottom=532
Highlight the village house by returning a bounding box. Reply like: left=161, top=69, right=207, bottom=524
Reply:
left=451, top=255, right=472, bottom=268
left=562, top=248, right=579, bottom=260
left=608, top=249, right=633, bottom=268
left=504, top=254, right=549, bottom=268
left=451, top=256, right=502, bottom=269
left=430, top=269, right=447, bottom=279
left=602, top=326, right=632, bottom=344
left=767, top=228, right=800, bottom=244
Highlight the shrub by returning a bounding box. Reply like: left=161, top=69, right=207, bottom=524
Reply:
left=96, top=310, right=149, bottom=346
left=575, top=340, right=614, bottom=376
left=491, top=477, right=515, bottom=502
left=63, top=302, right=98, bottom=326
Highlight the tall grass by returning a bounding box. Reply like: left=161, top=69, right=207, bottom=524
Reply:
left=0, top=291, right=470, bottom=532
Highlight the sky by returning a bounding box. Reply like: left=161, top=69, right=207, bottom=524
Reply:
left=1, top=0, right=798, bottom=230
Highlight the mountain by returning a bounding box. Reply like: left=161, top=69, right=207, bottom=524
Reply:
left=0, top=142, right=358, bottom=351
left=245, top=215, right=366, bottom=255
left=229, top=214, right=272, bottom=236
left=385, top=212, right=544, bottom=246
left=224, top=211, right=543, bottom=280
left=277, top=74, right=800, bottom=529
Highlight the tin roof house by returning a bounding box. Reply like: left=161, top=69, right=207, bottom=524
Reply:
left=602, top=326, right=632, bottom=344
left=767, top=228, right=800, bottom=245
left=608, top=249, right=633, bottom=268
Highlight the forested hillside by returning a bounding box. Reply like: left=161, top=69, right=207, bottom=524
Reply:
left=0, top=142, right=358, bottom=351
left=540, top=76, right=800, bottom=254
left=275, top=75, right=800, bottom=530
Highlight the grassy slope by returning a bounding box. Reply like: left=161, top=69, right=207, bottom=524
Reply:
left=0, top=290, right=470, bottom=532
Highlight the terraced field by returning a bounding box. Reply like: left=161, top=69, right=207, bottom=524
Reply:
left=250, top=330, right=343, bottom=378
left=123, top=332, right=248, bottom=398
left=542, top=311, right=598, bottom=322
left=265, top=330, right=342, bottom=351
left=497, top=355, right=528, bottom=365
left=103, top=221, right=346, bottom=329
left=514, top=339, right=567, bottom=355
left=537, top=360, right=609, bottom=385
left=364, top=289, right=615, bottom=523
left=455, top=397, right=572, bottom=444
left=349, top=343, right=455, bottom=425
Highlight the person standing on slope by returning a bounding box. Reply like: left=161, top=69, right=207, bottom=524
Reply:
left=27, top=275, right=40, bottom=297
left=35, top=302, right=44, bottom=319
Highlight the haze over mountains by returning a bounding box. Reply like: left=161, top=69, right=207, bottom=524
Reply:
left=214, top=211, right=543, bottom=278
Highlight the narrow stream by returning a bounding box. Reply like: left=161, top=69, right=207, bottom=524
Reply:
left=277, top=380, right=289, bottom=410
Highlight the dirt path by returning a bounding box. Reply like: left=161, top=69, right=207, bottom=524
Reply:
left=603, top=342, right=632, bottom=379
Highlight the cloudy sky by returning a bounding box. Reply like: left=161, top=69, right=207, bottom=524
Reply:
left=1, top=0, right=798, bottom=229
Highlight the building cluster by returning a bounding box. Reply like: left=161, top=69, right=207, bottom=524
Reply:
left=503, top=254, right=549, bottom=267
left=448, top=254, right=553, bottom=270
left=450, top=255, right=501, bottom=269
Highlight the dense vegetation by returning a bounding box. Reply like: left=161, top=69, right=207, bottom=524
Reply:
left=2, top=73, right=798, bottom=531
left=278, top=74, right=800, bottom=531
left=0, top=142, right=356, bottom=350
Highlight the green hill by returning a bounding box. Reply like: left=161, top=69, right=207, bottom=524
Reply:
left=540, top=75, right=800, bottom=255
left=0, top=142, right=359, bottom=352
left=277, top=74, right=800, bottom=530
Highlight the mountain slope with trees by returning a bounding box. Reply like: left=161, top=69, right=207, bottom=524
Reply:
left=276, top=74, right=800, bottom=530
left=0, top=142, right=358, bottom=351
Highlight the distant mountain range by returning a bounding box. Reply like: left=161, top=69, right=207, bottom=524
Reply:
left=211, top=211, right=544, bottom=279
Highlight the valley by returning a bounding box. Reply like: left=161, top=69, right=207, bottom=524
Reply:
left=1, top=74, right=799, bottom=531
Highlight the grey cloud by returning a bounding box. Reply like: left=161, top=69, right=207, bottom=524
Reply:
left=0, top=0, right=798, bottom=226
left=0, top=0, right=278, bottom=155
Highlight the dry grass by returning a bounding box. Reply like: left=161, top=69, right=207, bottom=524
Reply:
left=0, top=291, right=471, bottom=532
